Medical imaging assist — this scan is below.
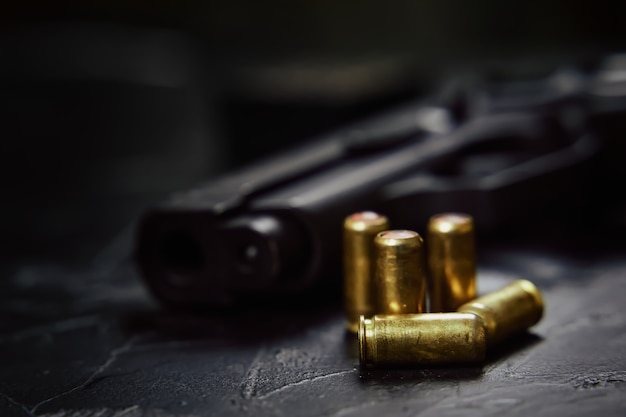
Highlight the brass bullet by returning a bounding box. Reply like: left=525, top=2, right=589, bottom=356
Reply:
left=359, top=313, right=486, bottom=367
left=427, top=213, right=477, bottom=312
left=343, top=211, right=390, bottom=333
left=374, top=230, right=427, bottom=315
left=458, top=279, right=544, bottom=346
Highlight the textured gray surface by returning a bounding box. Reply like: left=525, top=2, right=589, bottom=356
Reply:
left=1, top=230, right=626, bottom=417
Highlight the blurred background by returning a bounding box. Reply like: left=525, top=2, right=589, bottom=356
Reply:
left=2, top=1, right=626, bottom=261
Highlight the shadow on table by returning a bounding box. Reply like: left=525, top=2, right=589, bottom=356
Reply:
left=484, top=331, right=543, bottom=364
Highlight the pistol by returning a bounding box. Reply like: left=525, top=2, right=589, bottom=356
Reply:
left=134, top=54, right=626, bottom=308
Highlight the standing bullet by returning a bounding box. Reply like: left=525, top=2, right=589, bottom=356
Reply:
left=458, top=279, right=544, bottom=345
left=427, top=213, right=477, bottom=312
left=343, top=211, right=390, bottom=333
left=374, top=230, right=427, bottom=315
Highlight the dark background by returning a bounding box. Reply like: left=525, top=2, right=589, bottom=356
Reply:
left=2, top=2, right=626, bottom=416
left=2, top=1, right=626, bottom=260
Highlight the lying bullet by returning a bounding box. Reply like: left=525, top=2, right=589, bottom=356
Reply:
left=359, top=313, right=486, bottom=367
left=343, top=211, right=390, bottom=333
left=458, top=279, right=544, bottom=345
left=427, top=213, right=477, bottom=312
left=374, top=230, right=427, bottom=315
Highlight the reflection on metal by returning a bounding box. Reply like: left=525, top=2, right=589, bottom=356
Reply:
left=374, top=230, right=426, bottom=315
left=343, top=211, right=390, bottom=333
left=359, top=313, right=486, bottom=367
left=427, top=213, right=477, bottom=312
left=458, top=279, right=544, bottom=345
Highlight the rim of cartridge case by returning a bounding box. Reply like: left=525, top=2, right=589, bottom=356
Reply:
left=358, top=315, right=371, bottom=366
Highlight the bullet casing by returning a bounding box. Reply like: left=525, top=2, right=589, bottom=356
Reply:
left=427, top=213, right=477, bottom=312
left=375, top=230, right=427, bottom=315
left=359, top=313, right=486, bottom=367
left=458, top=279, right=544, bottom=345
left=343, top=211, right=390, bottom=333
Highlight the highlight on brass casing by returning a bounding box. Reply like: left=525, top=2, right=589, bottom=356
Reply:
left=374, top=230, right=427, bottom=315
left=343, top=211, right=390, bottom=333
left=359, top=313, right=486, bottom=367
left=457, top=279, right=544, bottom=346
left=427, top=213, right=477, bottom=313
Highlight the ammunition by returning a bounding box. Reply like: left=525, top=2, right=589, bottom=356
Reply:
left=359, top=313, right=486, bottom=367
left=458, top=279, right=544, bottom=345
left=343, top=211, right=390, bottom=333
left=374, top=230, right=427, bottom=314
left=427, top=213, right=477, bottom=312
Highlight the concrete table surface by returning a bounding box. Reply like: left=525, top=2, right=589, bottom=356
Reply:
left=1, top=227, right=625, bottom=417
